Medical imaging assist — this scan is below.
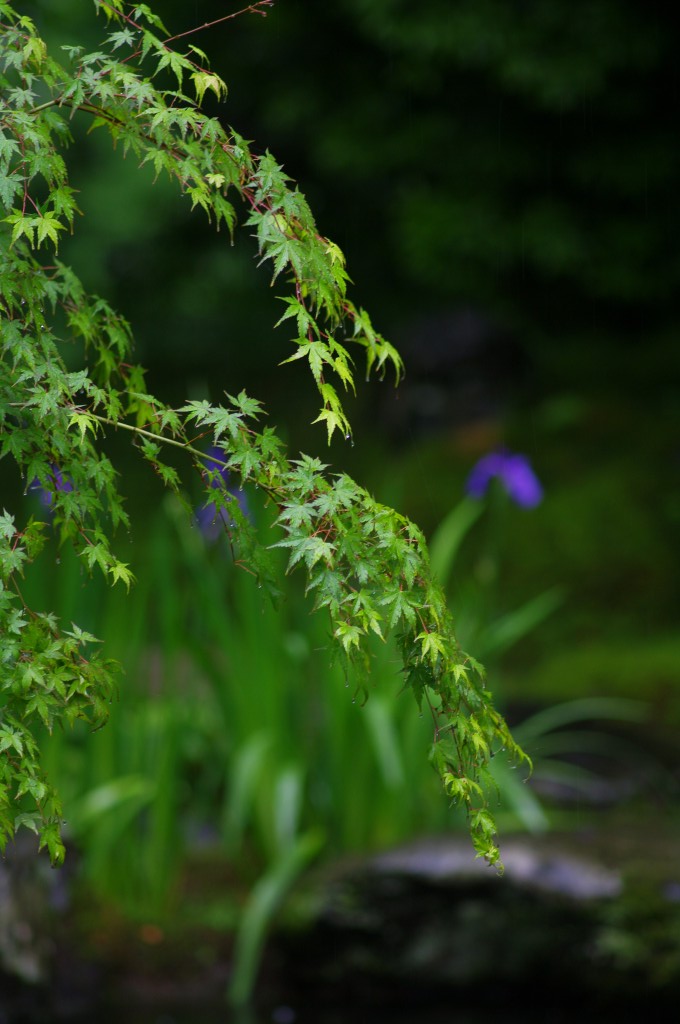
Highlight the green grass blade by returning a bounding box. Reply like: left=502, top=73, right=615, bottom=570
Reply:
left=428, top=496, right=483, bottom=586
left=228, top=827, right=325, bottom=1007
left=514, top=697, right=648, bottom=743
left=478, top=586, right=564, bottom=658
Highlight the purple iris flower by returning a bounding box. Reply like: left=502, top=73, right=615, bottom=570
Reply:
left=31, top=466, right=74, bottom=509
left=196, top=446, right=250, bottom=542
left=465, top=450, right=543, bottom=508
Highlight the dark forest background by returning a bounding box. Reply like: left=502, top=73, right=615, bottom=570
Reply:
left=2, top=5, right=679, bottom=999
left=20, top=0, right=680, bottom=736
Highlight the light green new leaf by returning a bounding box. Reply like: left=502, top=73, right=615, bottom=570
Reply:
left=192, top=70, right=227, bottom=105
left=108, top=560, right=134, bottom=591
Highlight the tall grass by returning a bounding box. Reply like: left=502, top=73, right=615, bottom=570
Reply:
left=24, top=492, right=454, bottom=912
left=21, top=484, right=644, bottom=1002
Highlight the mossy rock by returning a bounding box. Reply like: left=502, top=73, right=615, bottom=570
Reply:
left=275, top=823, right=680, bottom=1010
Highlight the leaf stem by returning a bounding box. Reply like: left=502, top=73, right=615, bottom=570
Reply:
left=86, top=411, right=221, bottom=466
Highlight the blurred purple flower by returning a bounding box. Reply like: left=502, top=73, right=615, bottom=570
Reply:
left=202, top=446, right=231, bottom=491
left=31, top=466, right=74, bottom=509
left=196, top=446, right=250, bottom=542
left=465, top=450, right=543, bottom=508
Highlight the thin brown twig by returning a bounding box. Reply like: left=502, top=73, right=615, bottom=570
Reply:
left=164, top=2, right=275, bottom=46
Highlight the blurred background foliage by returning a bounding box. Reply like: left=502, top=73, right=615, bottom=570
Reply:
left=4, top=0, right=679, bottom=980
left=20, top=0, right=675, bottom=659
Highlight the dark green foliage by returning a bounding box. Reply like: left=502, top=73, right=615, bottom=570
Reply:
left=0, top=512, right=116, bottom=863
left=0, top=1, right=526, bottom=868
left=187, top=0, right=676, bottom=400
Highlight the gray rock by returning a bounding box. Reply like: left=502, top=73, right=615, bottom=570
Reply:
left=276, top=829, right=680, bottom=1005
left=0, top=835, right=58, bottom=985
left=372, top=837, right=622, bottom=900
